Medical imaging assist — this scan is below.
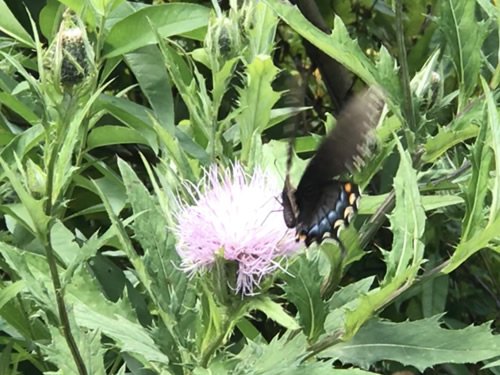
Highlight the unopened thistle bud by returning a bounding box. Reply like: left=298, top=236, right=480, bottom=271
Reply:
left=59, top=27, right=88, bottom=87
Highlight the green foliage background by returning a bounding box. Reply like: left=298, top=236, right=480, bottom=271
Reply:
left=0, top=0, right=499, bottom=374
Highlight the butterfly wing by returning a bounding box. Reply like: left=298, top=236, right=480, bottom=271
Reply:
left=286, top=87, right=384, bottom=246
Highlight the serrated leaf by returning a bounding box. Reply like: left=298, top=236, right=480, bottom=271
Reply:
left=43, top=325, right=106, bottom=375
left=250, top=296, right=300, bottom=330
left=0, top=243, right=55, bottom=312
left=234, top=331, right=308, bottom=374
left=383, top=138, right=425, bottom=282
left=74, top=303, right=169, bottom=365
left=237, top=55, right=281, bottom=163
left=324, top=315, right=500, bottom=372
left=118, top=158, right=194, bottom=322
left=282, top=257, right=327, bottom=342
left=262, top=0, right=375, bottom=85
left=422, top=125, right=479, bottom=163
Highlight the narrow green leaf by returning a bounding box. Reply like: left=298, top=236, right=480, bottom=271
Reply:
left=443, top=214, right=500, bottom=273
left=422, top=125, right=479, bottom=163
left=251, top=296, right=300, bottom=330
left=0, top=157, right=49, bottom=237
left=0, top=92, right=39, bottom=124
left=103, top=4, right=210, bottom=58
left=437, top=0, right=487, bottom=110
left=481, top=77, right=500, bottom=223
left=461, top=99, right=491, bottom=241
left=343, top=266, right=418, bottom=340
left=324, top=277, right=375, bottom=333
left=360, top=194, right=464, bottom=215
left=282, top=257, right=327, bottom=342
left=324, top=316, right=500, bottom=372
left=382, top=138, right=426, bottom=282
left=0, top=281, right=24, bottom=311
left=0, top=0, right=35, bottom=47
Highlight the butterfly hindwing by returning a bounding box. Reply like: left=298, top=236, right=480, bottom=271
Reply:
left=283, top=87, right=383, bottom=247
left=295, top=181, right=360, bottom=246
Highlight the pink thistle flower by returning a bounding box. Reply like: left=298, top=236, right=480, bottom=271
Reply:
left=175, top=163, right=299, bottom=295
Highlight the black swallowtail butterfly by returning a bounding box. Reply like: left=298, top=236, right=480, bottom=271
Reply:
left=282, top=87, right=384, bottom=247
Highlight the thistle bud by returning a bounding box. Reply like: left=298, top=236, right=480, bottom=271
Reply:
left=59, top=27, right=88, bottom=87
left=205, top=14, right=240, bottom=71
left=44, top=10, right=93, bottom=90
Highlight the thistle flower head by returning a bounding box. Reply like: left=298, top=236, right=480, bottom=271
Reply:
left=175, top=163, right=298, bottom=295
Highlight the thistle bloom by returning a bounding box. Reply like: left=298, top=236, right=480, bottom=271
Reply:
left=175, top=163, right=299, bottom=295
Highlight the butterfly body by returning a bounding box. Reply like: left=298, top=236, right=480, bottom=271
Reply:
left=283, top=87, right=383, bottom=247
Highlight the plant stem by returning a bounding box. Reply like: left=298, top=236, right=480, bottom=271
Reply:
left=43, top=93, right=88, bottom=375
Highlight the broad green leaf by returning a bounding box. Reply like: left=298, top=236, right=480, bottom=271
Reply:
left=0, top=0, right=35, bottom=47
left=103, top=4, right=210, bottom=58
left=87, top=125, right=150, bottom=150
left=43, top=326, right=106, bottom=375
left=422, top=125, right=479, bottom=163
left=75, top=302, right=170, bottom=365
left=236, top=55, right=281, bottom=163
left=481, top=77, right=500, bottom=223
left=92, top=175, right=127, bottom=216
left=39, top=0, right=62, bottom=39
left=437, top=0, right=487, bottom=110
left=324, top=315, right=500, bottom=372
left=250, top=296, right=300, bottom=330
left=382, top=138, right=425, bottom=282
left=124, top=45, right=174, bottom=133
left=66, top=261, right=139, bottom=324
left=95, top=94, right=159, bottom=152
left=282, top=256, right=327, bottom=342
